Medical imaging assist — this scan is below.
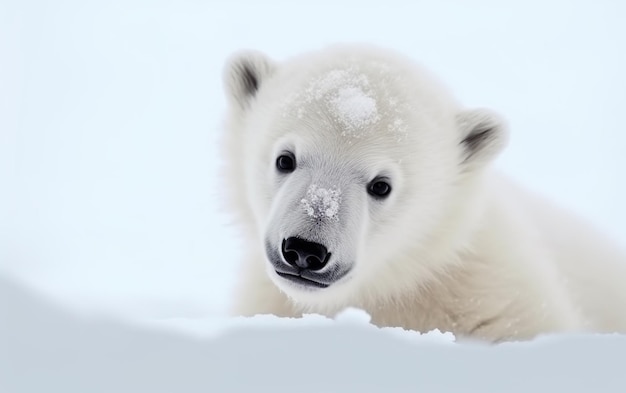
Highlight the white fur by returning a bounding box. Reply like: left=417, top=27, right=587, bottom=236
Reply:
left=220, top=44, right=626, bottom=342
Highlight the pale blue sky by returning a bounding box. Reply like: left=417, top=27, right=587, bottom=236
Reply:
left=1, top=0, right=625, bottom=318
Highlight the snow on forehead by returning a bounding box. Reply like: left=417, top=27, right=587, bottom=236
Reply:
left=330, top=87, right=378, bottom=131
left=305, top=68, right=379, bottom=136
left=283, top=64, right=409, bottom=141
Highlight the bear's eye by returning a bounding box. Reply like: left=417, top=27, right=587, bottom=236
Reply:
left=368, top=178, right=392, bottom=199
left=276, top=153, right=296, bottom=173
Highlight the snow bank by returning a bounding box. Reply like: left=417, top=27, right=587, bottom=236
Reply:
left=2, top=277, right=626, bottom=393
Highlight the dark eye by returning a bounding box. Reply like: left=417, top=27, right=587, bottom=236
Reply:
left=368, top=179, right=392, bottom=199
left=276, top=153, right=296, bottom=173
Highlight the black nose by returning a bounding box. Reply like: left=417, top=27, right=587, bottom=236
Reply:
left=281, top=237, right=330, bottom=271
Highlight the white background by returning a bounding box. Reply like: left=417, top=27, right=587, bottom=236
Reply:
left=1, top=0, right=625, bottom=319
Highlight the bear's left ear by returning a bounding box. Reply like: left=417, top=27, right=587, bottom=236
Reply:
left=457, top=108, right=509, bottom=170
left=223, top=50, right=276, bottom=111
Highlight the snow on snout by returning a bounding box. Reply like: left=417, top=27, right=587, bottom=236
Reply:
left=301, top=184, right=342, bottom=220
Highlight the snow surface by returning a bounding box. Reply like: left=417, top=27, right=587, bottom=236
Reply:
left=2, top=276, right=626, bottom=393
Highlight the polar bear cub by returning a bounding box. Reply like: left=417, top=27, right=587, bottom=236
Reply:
left=220, top=44, right=626, bottom=342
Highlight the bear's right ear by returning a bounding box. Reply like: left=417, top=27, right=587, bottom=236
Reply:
left=457, top=108, right=509, bottom=171
left=222, top=50, right=276, bottom=110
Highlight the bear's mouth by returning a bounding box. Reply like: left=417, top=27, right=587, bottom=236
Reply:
left=274, top=271, right=330, bottom=288
left=270, top=259, right=351, bottom=289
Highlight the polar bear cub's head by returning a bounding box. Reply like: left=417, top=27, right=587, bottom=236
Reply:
left=222, top=45, right=508, bottom=308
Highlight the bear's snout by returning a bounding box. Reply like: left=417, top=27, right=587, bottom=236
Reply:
left=264, top=236, right=352, bottom=290
left=281, top=237, right=330, bottom=271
